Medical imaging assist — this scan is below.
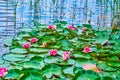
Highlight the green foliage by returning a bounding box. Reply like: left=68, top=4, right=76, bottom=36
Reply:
left=1, top=21, right=120, bottom=79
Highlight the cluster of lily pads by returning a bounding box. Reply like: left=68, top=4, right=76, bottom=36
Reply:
left=0, top=21, right=120, bottom=80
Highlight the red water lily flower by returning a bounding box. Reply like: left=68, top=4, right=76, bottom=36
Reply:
left=23, top=43, right=31, bottom=49
left=0, top=68, right=8, bottom=78
left=49, top=49, right=57, bottom=56
left=67, top=25, right=77, bottom=30
left=62, top=51, right=70, bottom=61
left=30, top=38, right=38, bottom=43
left=83, top=46, right=91, bottom=53
left=48, top=25, right=56, bottom=30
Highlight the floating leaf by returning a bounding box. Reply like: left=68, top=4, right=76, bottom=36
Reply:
left=97, top=61, right=117, bottom=71
left=30, top=48, right=48, bottom=53
left=10, top=48, right=28, bottom=54
left=2, top=53, right=26, bottom=62
left=44, top=56, right=58, bottom=63
left=20, top=68, right=43, bottom=80
left=75, top=70, right=98, bottom=80
left=56, top=59, right=75, bottom=66
left=61, top=39, right=73, bottom=50
left=107, top=61, right=120, bottom=68
left=41, top=64, right=62, bottom=78
left=5, top=69, right=22, bottom=80
left=63, top=67, right=75, bottom=77
left=73, top=52, right=91, bottom=59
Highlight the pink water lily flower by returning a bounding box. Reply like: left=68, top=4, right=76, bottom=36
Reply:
left=48, top=25, right=56, bottom=30
left=23, top=43, right=31, bottom=49
left=0, top=68, right=8, bottom=78
left=83, top=46, right=91, bottom=53
left=68, top=25, right=77, bottom=30
left=49, top=49, right=57, bottom=56
left=82, top=64, right=102, bottom=73
left=82, top=64, right=96, bottom=70
left=30, top=38, right=38, bottom=43
left=62, top=51, right=70, bottom=61
left=82, top=27, right=87, bottom=32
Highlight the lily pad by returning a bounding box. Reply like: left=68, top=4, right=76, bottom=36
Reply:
left=10, top=48, right=28, bottom=54
left=30, top=48, right=49, bottom=53
left=2, top=53, right=26, bottom=62
left=41, top=64, right=62, bottom=78
left=20, top=68, right=43, bottom=80
left=5, top=69, right=22, bottom=80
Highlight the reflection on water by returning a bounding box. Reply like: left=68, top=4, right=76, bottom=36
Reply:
left=12, top=0, right=120, bottom=28
left=0, top=0, right=120, bottom=32
left=0, top=0, right=120, bottom=54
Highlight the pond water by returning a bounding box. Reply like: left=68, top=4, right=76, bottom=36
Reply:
left=0, top=0, right=120, bottom=54
left=10, top=0, right=119, bottom=28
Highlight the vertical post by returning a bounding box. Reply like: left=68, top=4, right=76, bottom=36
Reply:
left=6, top=0, right=8, bottom=36
left=85, top=0, right=88, bottom=23
left=14, top=0, right=17, bottom=34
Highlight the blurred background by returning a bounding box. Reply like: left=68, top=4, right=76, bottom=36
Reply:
left=0, top=0, right=120, bottom=55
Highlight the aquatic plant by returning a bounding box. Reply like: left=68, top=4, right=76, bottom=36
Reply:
left=1, top=21, right=120, bottom=79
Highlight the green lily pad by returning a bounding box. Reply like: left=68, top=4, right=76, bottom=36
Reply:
left=44, top=56, right=58, bottom=63
left=61, top=39, right=73, bottom=50
left=5, top=69, right=22, bottom=80
left=10, top=48, right=28, bottom=54
left=63, top=67, right=75, bottom=77
left=56, top=59, right=75, bottom=66
left=21, top=68, right=43, bottom=80
left=75, top=70, right=99, bottom=80
left=2, top=53, right=26, bottom=62
left=30, top=48, right=49, bottom=53
left=107, top=61, right=120, bottom=68
left=41, top=64, right=62, bottom=78
left=97, top=61, right=117, bottom=71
